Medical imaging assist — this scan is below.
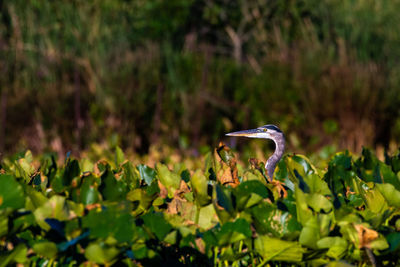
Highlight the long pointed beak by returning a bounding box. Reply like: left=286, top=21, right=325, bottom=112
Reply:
left=226, top=128, right=263, bottom=138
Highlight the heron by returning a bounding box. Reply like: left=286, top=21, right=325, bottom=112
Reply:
left=226, top=124, right=285, bottom=181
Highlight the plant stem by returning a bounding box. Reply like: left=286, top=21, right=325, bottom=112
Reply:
left=195, top=204, right=200, bottom=225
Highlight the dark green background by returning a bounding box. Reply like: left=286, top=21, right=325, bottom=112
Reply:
left=1, top=0, right=400, bottom=157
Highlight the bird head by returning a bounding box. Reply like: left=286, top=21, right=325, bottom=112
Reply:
left=226, top=124, right=283, bottom=141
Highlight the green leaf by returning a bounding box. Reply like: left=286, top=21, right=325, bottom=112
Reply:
left=213, top=184, right=235, bottom=223
left=156, top=164, right=181, bottom=196
left=380, top=163, right=400, bottom=190
left=33, top=195, right=70, bottom=230
left=216, top=145, right=236, bottom=165
left=62, top=159, right=80, bottom=186
left=299, top=216, right=320, bottom=249
left=141, top=212, right=172, bottom=240
left=115, top=146, right=125, bottom=166
left=255, top=235, right=304, bottom=262
left=306, top=193, right=333, bottom=213
left=369, top=236, right=389, bottom=250
left=362, top=186, right=388, bottom=213
left=14, top=151, right=35, bottom=182
left=376, top=183, right=400, bottom=208
left=121, top=161, right=140, bottom=189
left=82, top=207, right=135, bottom=243
left=317, top=237, right=348, bottom=259
left=217, top=218, right=252, bottom=246
left=190, top=170, right=211, bottom=207
left=0, top=174, right=25, bottom=210
left=137, top=164, right=156, bottom=185
left=0, top=243, right=28, bottom=267
left=85, top=243, right=119, bottom=264
left=99, top=169, right=128, bottom=201
left=386, top=232, right=400, bottom=252
left=197, top=204, right=217, bottom=229
left=250, top=203, right=300, bottom=237
left=33, top=241, right=58, bottom=258
left=294, top=186, right=313, bottom=225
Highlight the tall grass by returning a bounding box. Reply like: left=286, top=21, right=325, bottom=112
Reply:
left=1, top=0, right=400, bottom=157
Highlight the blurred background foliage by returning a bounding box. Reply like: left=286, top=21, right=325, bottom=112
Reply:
left=1, top=0, right=400, bottom=160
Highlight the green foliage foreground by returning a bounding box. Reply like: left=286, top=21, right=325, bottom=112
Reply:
left=1, top=146, right=400, bottom=266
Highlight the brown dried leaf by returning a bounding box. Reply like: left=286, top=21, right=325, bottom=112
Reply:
left=215, top=143, right=239, bottom=187
left=195, top=238, right=206, bottom=254
left=85, top=203, right=101, bottom=211
left=93, top=160, right=108, bottom=176
left=158, top=180, right=168, bottom=199
left=355, top=224, right=379, bottom=248
left=174, top=180, right=190, bottom=200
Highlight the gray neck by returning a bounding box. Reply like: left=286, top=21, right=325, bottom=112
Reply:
left=265, top=135, right=285, bottom=180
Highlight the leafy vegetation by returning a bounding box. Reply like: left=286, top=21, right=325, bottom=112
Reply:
left=1, top=145, right=400, bottom=266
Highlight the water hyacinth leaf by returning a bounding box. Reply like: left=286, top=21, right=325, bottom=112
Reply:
left=386, top=232, right=400, bottom=252
left=317, top=237, right=348, bottom=259
left=306, top=193, right=333, bottom=213
left=235, top=180, right=269, bottom=198
left=85, top=243, right=119, bottom=264
left=376, top=183, right=400, bottom=208
left=62, top=159, right=80, bottom=186
left=216, top=143, right=236, bottom=165
left=141, top=212, right=172, bottom=240
left=82, top=208, right=134, bottom=242
left=304, top=174, right=332, bottom=196
left=275, top=159, right=289, bottom=181
left=164, top=230, right=178, bottom=245
left=197, top=204, right=217, bottom=229
left=0, top=243, right=28, bottom=266
left=25, top=186, right=48, bottom=211
left=217, top=218, right=252, bottom=246
left=254, top=235, right=304, bottom=262
left=213, top=184, right=235, bottom=223
left=287, top=155, right=315, bottom=178
left=99, top=170, right=128, bottom=201
left=137, top=164, right=156, bottom=185
left=121, top=162, right=140, bottom=189
left=362, top=187, right=387, bottom=213
left=250, top=203, right=298, bottom=237
left=156, top=164, right=181, bottom=196
left=14, top=151, right=35, bottom=182
left=33, top=195, right=70, bottom=230
left=190, top=170, right=211, bottom=207
left=33, top=241, right=58, bottom=258
left=294, top=186, right=313, bottom=225
left=369, top=236, right=389, bottom=250
left=80, top=183, right=101, bottom=205
left=127, top=188, right=156, bottom=214
left=0, top=174, right=25, bottom=210
left=115, top=146, right=125, bottom=166
left=379, top=163, right=400, bottom=190
left=299, top=216, right=320, bottom=249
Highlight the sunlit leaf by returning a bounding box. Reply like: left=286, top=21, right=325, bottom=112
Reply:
left=0, top=174, right=25, bottom=210
left=254, top=235, right=304, bottom=262
left=85, top=243, right=119, bottom=264
left=376, top=183, right=400, bottom=208
left=190, top=170, right=211, bottom=207
left=33, top=241, right=58, bottom=258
